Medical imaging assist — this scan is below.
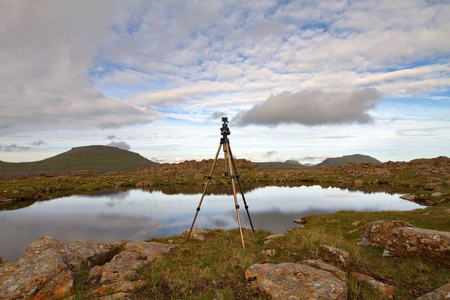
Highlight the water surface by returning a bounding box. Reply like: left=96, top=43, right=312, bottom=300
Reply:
left=0, top=185, right=424, bottom=261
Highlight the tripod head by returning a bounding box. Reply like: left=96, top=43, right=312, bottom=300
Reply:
left=221, top=117, right=230, bottom=136
left=220, top=117, right=230, bottom=143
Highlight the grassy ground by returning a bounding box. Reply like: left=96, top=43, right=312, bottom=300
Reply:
left=67, top=204, right=450, bottom=299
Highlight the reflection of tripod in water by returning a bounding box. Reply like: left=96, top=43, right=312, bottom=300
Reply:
left=186, top=117, right=255, bottom=248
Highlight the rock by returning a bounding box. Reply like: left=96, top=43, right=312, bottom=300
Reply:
left=348, top=229, right=359, bottom=234
left=293, top=218, right=305, bottom=225
left=182, top=228, right=209, bottom=241
left=430, top=192, right=443, bottom=198
left=350, top=272, right=395, bottom=299
left=88, top=240, right=178, bottom=285
left=302, top=259, right=347, bottom=281
left=87, top=280, right=147, bottom=299
left=135, top=180, right=156, bottom=188
left=263, top=234, right=284, bottom=244
left=0, top=237, right=117, bottom=300
left=24, top=237, right=119, bottom=269
left=245, top=263, right=347, bottom=299
left=351, top=221, right=362, bottom=227
left=354, top=179, right=363, bottom=186
left=317, top=245, right=350, bottom=270
left=87, top=240, right=178, bottom=299
left=0, top=251, right=73, bottom=300
left=358, top=220, right=414, bottom=248
left=400, top=194, right=416, bottom=201
left=424, top=182, right=438, bottom=190
left=260, top=249, right=277, bottom=256
left=417, top=282, right=450, bottom=300
left=359, top=221, right=450, bottom=267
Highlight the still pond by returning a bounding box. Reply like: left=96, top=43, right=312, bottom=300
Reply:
left=0, top=185, right=424, bottom=261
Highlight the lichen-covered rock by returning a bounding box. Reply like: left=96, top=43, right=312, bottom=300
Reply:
left=359, top=221, right=450, bottom=267
left=245, top=263, right=347, bottom=299
left=87, top=240, right=178, bottom=298
left=359, top=220, right=414, bottom=247
left=417, top=282, right=450, bottom=300
left=317, top=245, right=350, bottom=270
left=0, top=237, right=116, bottom=300
left=351, top=272, right=396, bottom=299
left=388, top=227, right=450, bottom=267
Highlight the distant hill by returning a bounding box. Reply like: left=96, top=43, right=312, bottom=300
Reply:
left=313, top=154, right=381, bottom=168
left=257, top=155, right=381, bottom=170
left=256, top=160, right=308, bottom=170
left=0, top=145, right=158, bottom=176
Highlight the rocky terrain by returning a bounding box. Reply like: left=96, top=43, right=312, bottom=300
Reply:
left=0, top=220, right=449, bottom=299
left=1, top=156, right=449, bottom=208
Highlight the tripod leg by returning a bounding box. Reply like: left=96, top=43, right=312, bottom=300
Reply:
left=187, top=143, right=222, bottom=241
left=228, top=146, right=256, bottom=233
left=224, top=142, right=245, bottom=249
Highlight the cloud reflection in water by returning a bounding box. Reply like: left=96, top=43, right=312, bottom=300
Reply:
left=0, top=186, right=423, bottom=261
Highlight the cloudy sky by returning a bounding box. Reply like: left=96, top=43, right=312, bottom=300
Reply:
left=1, top=0, right=449, bottom=164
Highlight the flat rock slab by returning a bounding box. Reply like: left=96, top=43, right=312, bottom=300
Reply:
left=359, top=220, right=450, bottom=267
left=245, top=263, right=347, bottom=299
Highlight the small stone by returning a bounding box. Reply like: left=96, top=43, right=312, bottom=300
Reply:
left=400, top=194, right=415, bottom=201
left=263, top=234, right=284, bottom=244
left=430, top=192, right=443, bottom=198
left=351, top=221, right=362, bottom=227
left=382, top=249, right=393, bottom=257
left=182, top=228, right=209, bottom=241
left=293, top=218, right=305, bottom=225
left=260, top=249, right=276, bottom=256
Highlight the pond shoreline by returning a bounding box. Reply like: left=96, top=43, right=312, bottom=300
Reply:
left=1, top=156, right=449, bottom=209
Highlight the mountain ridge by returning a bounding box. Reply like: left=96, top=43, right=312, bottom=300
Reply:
left=256, top=154, right=381, bottom=170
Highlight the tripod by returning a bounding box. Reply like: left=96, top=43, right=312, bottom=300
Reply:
left=186, top=117, right=255, bottom=248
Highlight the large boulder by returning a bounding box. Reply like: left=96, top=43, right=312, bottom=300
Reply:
left=417, top=283, right=450, bottom=300
left=359, top=221, right=450, bottom=267
left=0, top=237, right=117, bottom=300
left=245, top=263, right=347, bottom=299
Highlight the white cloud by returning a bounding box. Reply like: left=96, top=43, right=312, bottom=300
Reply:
left=106, top=141, right=131, bottom=150
left=0, top=0, right=449, bottom=163
left=0, top=0, right=152, bottom=134
left=233, top=88, right=382, bottom=126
